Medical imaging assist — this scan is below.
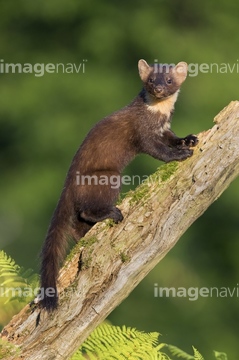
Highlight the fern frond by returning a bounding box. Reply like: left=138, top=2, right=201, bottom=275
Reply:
left=166, top=344, right=194, bottom=359
left=0, top=250, right=38, bottom=304
left=0, top=251, right=20, bottom=279
left=71, top=323, right=228, bottom=360
left=192, top=347, right=204, bottom=360
left=213, top=351, right=228, bottom=360
left=71, top=323, right=168, bottom=360
left=0, top=251, right=26, bottom=291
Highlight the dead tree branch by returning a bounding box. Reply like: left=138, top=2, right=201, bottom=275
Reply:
left=1, top=101, right=239, bottom=359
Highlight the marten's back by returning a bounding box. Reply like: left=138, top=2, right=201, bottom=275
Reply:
left=73, top=106, right=142, bottom=174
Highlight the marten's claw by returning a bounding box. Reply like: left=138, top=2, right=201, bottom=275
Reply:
left=184, top=134, right=198, bottom=147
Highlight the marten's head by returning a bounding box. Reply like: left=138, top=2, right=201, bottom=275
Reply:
left=138, top=59, right=187, bottom=100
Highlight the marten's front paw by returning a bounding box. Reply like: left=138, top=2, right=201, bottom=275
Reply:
left=183, top=134, right=198, bottom=147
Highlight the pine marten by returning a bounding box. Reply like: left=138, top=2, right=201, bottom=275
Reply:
left=39, top=59, right=198, bottom=311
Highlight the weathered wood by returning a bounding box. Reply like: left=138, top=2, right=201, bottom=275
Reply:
left=1, top=101, right=239, bottom=359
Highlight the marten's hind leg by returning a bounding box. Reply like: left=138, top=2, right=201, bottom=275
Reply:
left=72, top=217, right=95, bottom=243
left=76, top=176, right=123, bottom=225
left=80, top=206, right=123, bottom=224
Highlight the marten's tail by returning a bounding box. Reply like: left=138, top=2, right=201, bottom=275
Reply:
left=40, top=205, right=93, bottom=312
left=40, top=218, right=69, bottom=311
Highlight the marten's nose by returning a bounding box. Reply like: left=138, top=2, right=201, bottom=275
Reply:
left=155, top=85, right=163, bottom=93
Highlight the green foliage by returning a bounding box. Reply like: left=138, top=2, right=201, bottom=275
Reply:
left=0, top=250, right=38, bottom=328
left=214, top=351, right=228, bottom=360
left=156, top=162, right=178, bottom=182
left=120, top=252, right=131, bottom=263
left=0, top=338, right=20, bottom=359
left=71, top=323, right=168, bottom=360
left=65, top=236, right=98, bottom=264
left=164, top=344, right=203, bottom=359
left=128, top=183, right=150, bottom=205
left=0, top=250, right=38, bottom=303
left=165, top=344, right=195, bottom=359
left=192, top=348, right=204, bottom=360
left=70, top=323, right=227, bottom=360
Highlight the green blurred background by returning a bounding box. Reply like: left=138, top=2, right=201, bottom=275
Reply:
left=1, top=0, right=239, bottom=357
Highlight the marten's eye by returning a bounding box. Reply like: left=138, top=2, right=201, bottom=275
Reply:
left=148, top=78, right=154, bottom=84
left=166, top=78, right=172, bottom=84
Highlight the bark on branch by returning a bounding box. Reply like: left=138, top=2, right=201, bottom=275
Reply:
left=1, top=101, right=239, bottom=360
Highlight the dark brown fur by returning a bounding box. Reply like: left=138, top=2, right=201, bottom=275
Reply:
left=40, top=60, right=198, bottom=311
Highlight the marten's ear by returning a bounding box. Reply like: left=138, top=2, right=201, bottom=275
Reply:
left=138, top=59, right=151, bottom=82
left=173, top=62, right=188, bottom=85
